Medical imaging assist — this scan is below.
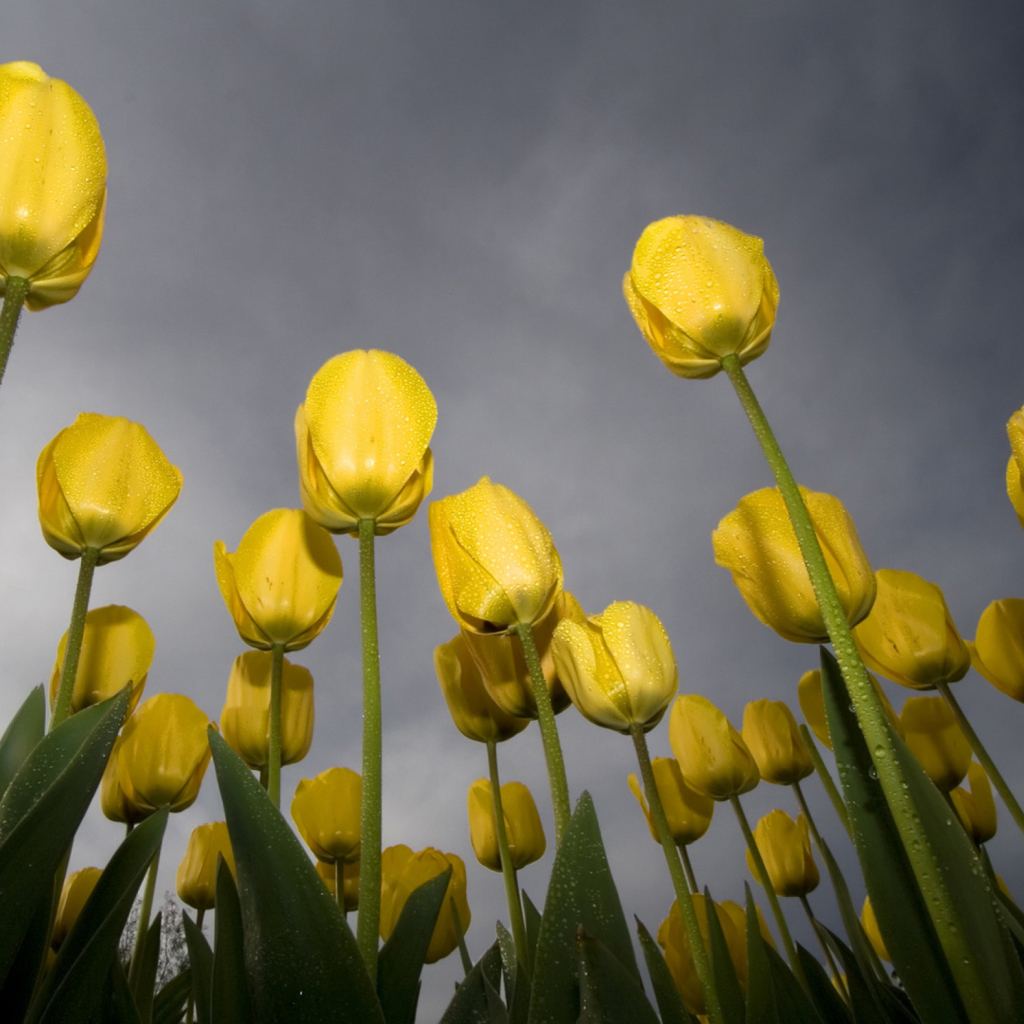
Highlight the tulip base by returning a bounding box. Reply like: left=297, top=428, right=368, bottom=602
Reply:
left=0, top=275, right=29, bottom=390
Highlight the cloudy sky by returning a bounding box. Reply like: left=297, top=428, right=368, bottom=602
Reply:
left=4, top=2, right=1024, bottom=1017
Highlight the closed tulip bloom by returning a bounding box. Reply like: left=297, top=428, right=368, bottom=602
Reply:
left=175, top=822, right=235, bottom=911
left=1007, top=408, right=1024, bottom=528
left=380, top=845, right=470, bottom=964
left=296, top=350, right=437, bottom=535
left=467, top=779, right=546, bottom=871
left=430, top=478, right=563, bottom=634
left=623, top=216, right=779, bottom=380
left=670, top=694, right=759, bottom=799
left=900, top=696, right=972, bottom=792
left=0, top=62, right=106, bottom=309
left=214, top=508, right=343, bottom=652
left=37, top=413, right=182, bottom=564
left=48, top=605, right=154, bottom=718
left=853, top=569, right=970, bottom=690
left=291, top=767, right=361, bottom=864
left=627, top=757, right=713, bottom=846
left=713, top=487, right=876, bottom=644
left=861, top=897, right=889, bottom=963
left=746, top=810, right=819, bottom=897
left=51, top=867, right=102, bottom=949
left=969, top=598, right=1024, bottom=702
left=221, top=650, right=314, bottom=768
left=950, top=762, right=997, bottom=844
left=316, top=859, right=360, bottom=912
left=797, top=668, right=901, bottom=751
left=741, top=700, right=812, bottom=785
left=100, top=739, right=144, bottom=825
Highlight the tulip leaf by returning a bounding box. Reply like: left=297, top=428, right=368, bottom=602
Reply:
left=152, top=970, right=191, bottom=1024
left=635, top=918, right=696, bottom=1024
left=523, top=891, right=542, bottom=963
left=134, top=909, right=163, bottom=1019
left=820, top=926, right=917, bottom=1024
left=702, top=887, right=744, bottom=1024
left=183, top=912, right=214, bottom=1024
left=496, top=920, right=530, bottom=1024
left=575, top=928, right=660, bottom=1024
left=212, top=856, right=254, bottom=1024
left=25, top=807, right=168, bottom=1024
left=528, top=791, right=638, bottom=1024
left=377, top=867, right=451, bottom=1024
left=795, top=944, right=852, bottom=1024
left=439, top=942, right=504, bottom=1024
left=0, top=684, right=45, bottom=799
left=105, top=957, right=144, bottom=1024
left=208, top=729, right=383, bottom=1024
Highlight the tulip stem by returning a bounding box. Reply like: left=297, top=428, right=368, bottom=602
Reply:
left=356, top=519, right=382, bottom=981
left=128, top=843, right=161, bottom=993
left=677, top=842, right=698, bottom=894
left=799, top=895, right=848, bottom=1002
left=935, top=679, right=1024, bottom=838
left=514, top=621, right=572, bottom=844
left=50, top=547, right=99, bottom=730
left=267, top=643, right=285, bottom=809
left=452, top=897, right=473, bottom=976
left=798, top=726, right=851, bottom=838
left=631, top=724, right=725, bottom=1024
left=0, top=275, right=29, bottom=390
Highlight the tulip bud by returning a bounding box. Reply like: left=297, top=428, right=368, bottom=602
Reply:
left=175, top=822, right=235, bottom=911
left=551, top=601, right=678, bottom=733
left=467, top=779, right=546, bottom=871
left=853, top=569, right=970, bottom=690
left=380, top=845, right=470, bottom=964
left=51, top=867, right=102, bottom=949
left=296, top=350, right=437, bottom=535
left=220, top=650, right=314, bottom=768
left=290, top=767, right=361, bottom=864
left=950, top=762, right=997, bottom=844
left=316, top=859, right=360, bottom=912
left=0, top=62, right=106, bottom=309
left=669, top=694, right=759, bottom=799
left=969, top=598, right=1024, bottom=702
left=429, top=478, right=563, bottom=634
left=899, top=696, right=972, bottom=792
left=741, top=700, right=812, bottom=785
left=746, top=809, right=819, bottom=897
left=713, top=487, right=876, bottom=644
left=1007, top=408, right=1024, bottom=529
left=48, top=605, right=154, bottom=718
left=37, top=413, right=182, bottom=564
left=861, top=896, right=889, bottom=962
left=623, top=216, right=779, bottom=380
left=214, top=508, right=343, bottom=652
left=627, top=757, right=713, bottom=846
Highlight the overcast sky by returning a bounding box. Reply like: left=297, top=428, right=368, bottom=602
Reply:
left=4, top=2, right=1024, bottom=1018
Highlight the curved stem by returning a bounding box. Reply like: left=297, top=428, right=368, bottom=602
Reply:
left=514, top=621, right=571, bottom=843
left=128, top=841, right=162, bottom=993
left=0, top=276, right=30, bottom=390
left=266, top=643, right=285, bottom=809
left=677, top=842, right=698, bottom=894
left=50, top=547, right=99, bottom=729
left=632, top=724, right=724, bottom=1024
left=798, top=726, right=851, bottom=838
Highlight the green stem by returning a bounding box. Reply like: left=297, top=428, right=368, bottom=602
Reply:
left=259, top=765, right=269, bottom=789
left=798, top=726, right=851, bottom=838
left=799, top=894, right=847, bottom=1001
left=356, top=519, right=382, bottom=981
left=267, top=643, right=285, bottom=809
left=514, top=621, right=572, bottom=843
left=50, top=547, right=99, bottom=730
left=335, top=861, right=346, bottom=918
left=487, top=739, right=531, bottom=977
left=729, top=794, right=808, bottom=992
left=631, top=725, right=724, bottom=1024
left=128, top=841, right=161, bottom=993
left=936, top=679, right=1024, bottom=838
left=0, top=276, right=30, bottom=390
left=678, top=842, right=698, bottom=894
left=452, top=897, right=473, bottom=976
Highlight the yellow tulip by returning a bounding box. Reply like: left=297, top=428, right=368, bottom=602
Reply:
left=627, top=757, right=713, bottom=846
left=220, top=650, right=314, bottom=768
left=214, top=508, right=342, bottom=652
left=1007, top=408, right=1024, bottom=528
left=669, top=694, right=759, bottom=799
left=950, top=762, right=997, bottom=844
left=175, top=822, right=235, bottom=911
left=51, top=867, right=102, bottom=949
left=861, top=896, right=889, bottom=963
left=853, top=569, right=970, bottom=690
left=969, top=598, right=1024, bottom=702
left=296, top=350, right=437, bottom=535
left=37, top=413, right=182, bottom=564
left=429, top=477, right=563, bottom=634
left=380, top=845, right=470, bottom=964
left=48, top=605, right=154, bottom=718
left=623, top=216, right=779, bottom=379
left=741, top=699, right=812, bottom=785
left=316, top=859, right=360, bottom=912
left=467, top=779, right=546, bottom=871
left=746, top=810, right=819, bottom=897
left=434, top=633, right=530, bottom=743
left=797, top=668, right=901, bottom=750
left=290, top=767, right=361, bottom=864
left=899, top=695, right=972, bottom=792
left=0, top=62, right=106, bottom=309
left=100, top=739, right=143, bottom=825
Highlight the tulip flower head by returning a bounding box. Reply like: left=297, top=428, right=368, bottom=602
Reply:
left=669, top=694, right=759, bottom=800
left=214, top=508, right=343, bottom=651
left=797, top=668, right=901, bottom=751
left=969, top=598, right=1024, bottom=702
left=221, top=650, right=314, bottom=768
left=37, top=413, right=182, bottom=564
left=291, top=766, right=361, bottom=864
left=317, top=859, right=360, bottom=912
left=1007, top=407, right=1024, bottom=528
left=853, top=569, right=970, bottom=690
left=741, top=699, right=812, bottom=785
left=296, top=350, right=437, bottom=535
left=746, top=809, right=819, bottom=897
left=48, top=605, right=154, bottom=718
left=51, top=867, right=102, bottom=949
left=950, top=762, right=997, bottom=845
left=627, top=757, right=713, bottom=846
left=467, top=779, right=546, bottom=871
left=900, top=695, right=972, bottom=792
left=0, top=62, right=107, bottom=309
left=624, top=215, right=779, bottom=379
left=176, top=822, right=235, bottom=911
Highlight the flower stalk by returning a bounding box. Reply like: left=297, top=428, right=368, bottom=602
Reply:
left=50, top=547, right=99, bottom=729
left=266, top=643, right=285, bottom=808
left=128, top=844, right=162, bottom=993
left=0, top=276, right=29, bottom=389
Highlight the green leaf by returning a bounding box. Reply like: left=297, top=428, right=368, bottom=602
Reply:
left=523, top=891, right=542, bottom=964
left=635, top=918, right=695, bottom=1024
left=208, top=729, right=383, bottom=1024
left=134, top=910, right=163, bottom=1021
left=25, top=807, right=168, bottom=1024
left=575, top=929, right=660, bottom=1024
left=103, top=957, right=144, bottom=1024
left=796, top=944, right=852, bottom=1024
left=182, top=913, right=213, bottom=1024
left=151, top=970, right=191, bottom=1024
left=212, top=857, right=254, bottom=1024
left=823, top=926, right=918, bottom=1024
left=702, top=886, right=744, bottom=1024
left=377, top=867, right=451, bottom=1024
left=439, top=943, right=504, bottom=1024
left=0, top=685, right=45, bottom=799
left=528, top=792, right=638, bottom=1024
